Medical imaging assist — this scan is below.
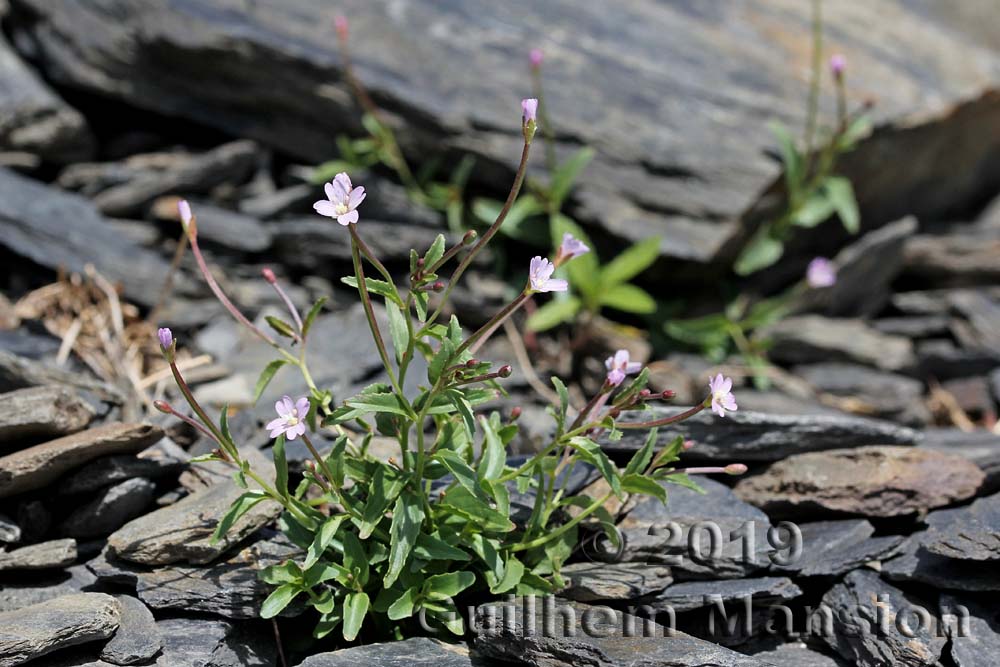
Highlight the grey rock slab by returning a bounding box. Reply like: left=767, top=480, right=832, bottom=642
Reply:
left=904, top=232, right=1000, bottom=286
left=0, top=593, right=120, bottom=667
left=59, top=478, right=157, bottom=539
left=793, top=363, right=930, bottom=427
left=604, top=407, right=919, bottom=462
left=816, top=569, right=945, bottom=667
left=0, top=167, right=180, bottom=307
left=273, top=218, right=456, bottom=267
left=60, top=438, right=187, bottom=495
left=920, top=428, right=1000, bottom=494
left=916, top=338, right=1000, bottom=380
left=749, top=643, right=850, bottom=667
left=0, top=350, right=125, bottom=406
left=0, top=31, right=93, bottom=162
left=156, top=199, right=271, bottom=253
left=891, top=287, right=1000, bottom=316
left=734, top=445, right=984, bottom=519
left=0, top=422, right=163, bottom=499
left=106, top=476, right=281, bottom=566
left=12, top=1, right=1000, bottom=267
left=762, top=316, right=916, bottom=372
left=0, top=564, right=97, bottom=612
left=651, top=576, right=801, bottom=613
left=873, top=315, right=953, bottom=339
left=473, top=596, right=775, bottom=666
left=297, top=637, right=475, bottom=667
left=0, top=538, right=76, bottom=571
left=948, top=288, right=1000, bottom=351
left=769, top=519, right=905, bottom=578
left=560, top=562, right=673, bottom=603
left=0, top=385, right=94, bottom=443
left=98, top=595, right=161, bottom=666
left=940, top=594, right=1000, bottom=667
left=0, top=513, right=19, bottom=543
left=239, top=183, right=314, bottom=219
left=617, top=477, right=773, bottom=579
left=882, top=533, right=1000, bottom=592
left=922, top=491, right=1000, bottom=561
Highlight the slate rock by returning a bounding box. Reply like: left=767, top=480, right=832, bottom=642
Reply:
left=735, top=446, right=984, bottom=519
left=940, top=594, right=1000, bottom=667
left=763, top=316, right=916, bottom=372
left=239, top=183, right=314, bottom=219
left=948, top=289, right=1000, bottom=352
left=273, top=218, right=454, bottom=267
left=0, top=593, right=120, bottom=667
left=152, top=198, right=271, bottom=253
left=793, top=363, right=930, bottom=426
left=0, top=513, right=20, bottom=544
left=617, top=477, right=772, bottom=579
left=106, top=476, right=280, bottom=566
left=770, top=519, right=904, bottom=578
left=297, top=638, right=475, bottom=667
left=0, top=168, right=179, bottom=307
left=0, top=538, right=76, bottom=571
left=0, top=564, right=97, bottom=612
left=155, top=617, right=273, bottom=667
left=0, top=350, right=125, bottom=406
left=0, top=423, right=163, bottom=499
left=816, top=570, right=945, bottom=667
left=98, top=595, right=161, bottom=666
left=651, top=576, right=801, bottom=613
left=904, top=232, right=1000, bottom=286
left=919, top=428, right=1000, bottom=494
left=60, top=439, right=187, bottom=495
left=0, top=32, right=93, bottom=162
left=749, top=643, right=850, bottom=667
left=59, top=478, right=157, bottom=539
left=916, top=338, right=1000, bottom=379
left=604, top=407, right=919, bottom=462
left=0, top=385, right=94, bottom=443
left=922, top=491, right=1000, bottom=561
left=892, top=287, right=1000, bottom=316
left=873, top=315, right=952, bottom=339
left=474, top=597, right=774, bottom=666
left=559, top=562, right=673, bottom=602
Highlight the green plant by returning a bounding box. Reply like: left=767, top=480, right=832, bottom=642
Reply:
left=156, top=108, right=745, bottom=643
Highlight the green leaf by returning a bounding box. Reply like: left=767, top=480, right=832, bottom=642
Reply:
left=301, top=297, right=327, bottom=338
left=836, top=115, right=872, bottom=150
left=600, top=236, right=660, bottom=286
left=254, top=360, right=287, bottom=404
left=490, top=556, right=524, bottom=594
left=342, top=531, right=370, bottom=587
left=769, top=120, right=803, bottom=191
left=304, top=515, right=346, bottom=570
left=549, top=147, right=594, bottom=207
left=424, top=234, right=447, bottom=268
left=387, top=587, right=419, bottom=620
left=384, top=492, right=424, bottom=588
left=435, top=450, right=483, bottom=499
left=624, top=427, right=658, bottom=476
left=359, top=465, right=403, bottom=539
left=265, top=315, right=297, bottom=339
left=342, top=591, right=369, bottom=641
left=211, top=491, right=267, bottom=543
left=825, top=176, right=860, bottom=234
left=792, top=190, right=836, bottom=228
left=439, top=486, right=514, bottom=532
left=260, top=583, right=299, bottom=619
left=413, top=532, right=471, bottom=561
left=423, top=571, right=475, bottom=600
left=385, top=301, right=409, bottom=365
left=598, top=283, right=656, bottom=314
left=734, top=227, right=784, bottom=275
left=344, top=392, right=410, bottom=418
left=427, top=339, right=455, bottom=385
left=477, top=417, right=506, bottom=481
left=551, top=376, right=570, bottom=433
left=568, top=437, right=621, bottom=496
left=474, top=195, right=546, bottom=244
left=525, top=296, right=581, bottom=332
left=340, top=276, right=402, bottom=306
left=272, top=434, right=288, bottom=499
left=622, top=474, right=667, bottom=503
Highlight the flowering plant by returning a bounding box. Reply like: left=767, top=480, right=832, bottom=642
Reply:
left=156, top=101, right=743, bottom=642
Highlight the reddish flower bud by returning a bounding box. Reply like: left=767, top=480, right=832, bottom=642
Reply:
left=498, top=365, right=513, bottom=378
left=660, top=390, right=676, bottom=400
left=466, top=359, right=478, bottom=367
left=462, top=230, right=477, bottom=245
left=725, top=463, right=748, bottom=475
left=510, top=406, right=522, bottom=421
left=153, top=400, right=172, bottom=414
left=261, top=267, right=277, bottom=284
left=334, top=15, right=349, bottom=41
left=682, top=440, right=695, bottom=450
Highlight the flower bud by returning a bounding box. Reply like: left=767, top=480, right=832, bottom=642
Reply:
left=529, top=48, right=543, bottom=69
left=417, top=257, right=425, bottom=267
left=521, top=98, right=538, bottom=144
left=261, top=267, right=277, bottom=284
left=830, top=53, right=846, bottom=79
left=335, top=15, right=349, bottom=41
left=639, top=389, right=652, bottom=399
left=466, top=359, right=478, bottom=368
left=608, top=407, right=621, bottom=419
left=153, top=400, right=172, bottom=414
left=432, top=281, right=445, bottom=291
left=178, top=200, right=193, bottom=228
left=682, top=440, right=695, bottom=450
left=498, top=365, right=513, bottom=378
left=157, top=327, right=173, bottom=350
left=725, top=463, right=748, bottom=475
left=661, top=390, right=676, bottom=400
left=462, top=230, right=477, bottom=245
left=510, top=406, right=522, bottom=421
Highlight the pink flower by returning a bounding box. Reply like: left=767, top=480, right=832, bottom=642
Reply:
left=830, top=54, right=846, bottom=78
left=605, top=349, right=642, bottom=387
left=157, top=327, right=173, bottom=349
left=708, top=373, right=737, bottom=418
left=313, top=172, right=366, bottom=226
left=522, top=98, right=538, bottom=124
left=267, top=395, right=310, bottom=440
left=806, top=257, right=837, bottom=288
left=527, top=256, right=567, bottom=293
left=178, top=200, right=193, bottom=228
left=529, top=48, right=543, bottom=68
left=554, top=233, right=589, bottom=266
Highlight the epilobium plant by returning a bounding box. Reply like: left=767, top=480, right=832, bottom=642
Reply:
left=157, top=100, right=744, bottom=642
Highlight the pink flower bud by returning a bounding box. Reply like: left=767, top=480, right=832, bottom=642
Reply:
left=830, top=54, right=846, bottom=78
left=177, top=200, right=193, bottom=228
left=806, top=257, right=837, bottom=288
left=153, top=400, right=172, bottom=414
left=510, top=406, right=522, bottom=421
left=498, top=365, right=513, bottom=378
left=261, top=267, right=277, bottom=284
left=157, top=327, right=173, bottom=349
left=521, top=98, right=538, bottom=124
left=725, top=463, right=748, bottom=475
left=529, top=48, right=543, bottom=68
left=335, top=15, right=349, bottom=40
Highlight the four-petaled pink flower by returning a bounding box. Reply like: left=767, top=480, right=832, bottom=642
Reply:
left=313, top=172, right=366, bottom=226
left=522, top=98, right=538, bottom=124
left=267, top=395, right=310, bottom=440
left=554, top=232, right=589, bottom=266
left=605, top=349, right=642, bottom=387
left=830, top=54, right=846, bottom=77
left=527, top=256, right=567, bottom=293
left=708, top=373, right=738, bottom=418
left=806, top=257, right=837, bottom=288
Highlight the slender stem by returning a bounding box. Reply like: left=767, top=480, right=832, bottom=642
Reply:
left=513, top=492, right=614, bottom=552
left=353, top=230, right=395, bottom=286
left=148, top=228, right=188, bottom=327
left=268, top=280, right=303, bottom=336
left=421, top=140, right=532, bottom=329
left=349, top=227, right=401, bottom=393
left=169, top=360, right=232, bottom=456
left=459, top=291, right=529, bottom=356
left=803, top=0, right=824, bottom=154
left=616, top=402, right=707, bottom=430
left=300, top=434, right=333, bottom=491
left=569, top=383, right=612, bottom=432
left=161, top=403, right=223, bottom=450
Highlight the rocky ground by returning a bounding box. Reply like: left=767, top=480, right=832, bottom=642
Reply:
left=1, top=1, right=1000, bottom=666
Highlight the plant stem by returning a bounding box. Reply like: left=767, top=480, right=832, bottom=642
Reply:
left=513, top=492, right=613, bottom=552
left=169, top=360, right=233, bottom=457
left=803, top=0, right=824, bottom=154
left=349, top=227, right=401, bottom=394
left=300, top=434, right=334, bottom=491
left=459, top=291, right=529, bottom=356
left=616, top=402, right=707, bottom=430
